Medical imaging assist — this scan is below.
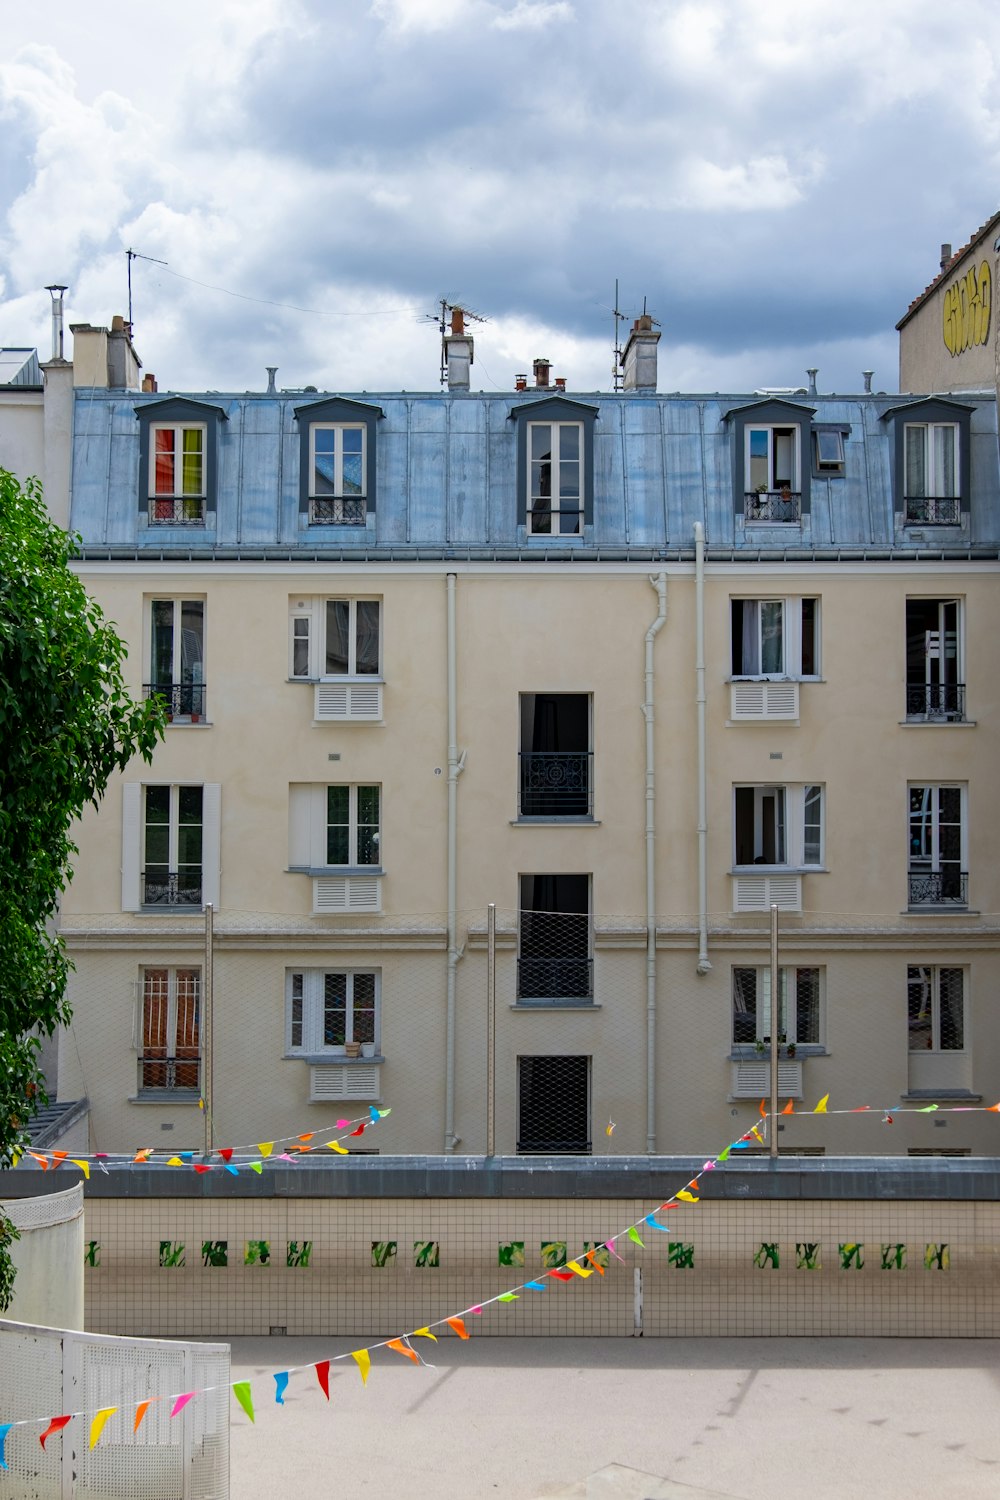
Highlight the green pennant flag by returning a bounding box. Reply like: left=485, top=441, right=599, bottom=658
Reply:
left=627, top=1225, right=645, bottom=1248
left=232, top=1382, right=255, bottom=1424
left=717, top=1145, right=731, bottom=1161
left=250, top=1161, right=263, bottom=1174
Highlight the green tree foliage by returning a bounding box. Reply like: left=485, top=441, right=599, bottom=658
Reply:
left=0, top=470, right=164, bottom=1300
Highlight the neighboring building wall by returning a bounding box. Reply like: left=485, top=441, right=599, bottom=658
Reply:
left=0, top=1184, right=84, bottom=1329
left=898, top=218, right=999, bottom=394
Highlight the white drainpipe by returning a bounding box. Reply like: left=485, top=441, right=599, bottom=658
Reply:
left=644, top=572, right=668, bottom=1154
left=694, top=523, right=711, bottom=974
left=445, top=573, right=466, bottom=1152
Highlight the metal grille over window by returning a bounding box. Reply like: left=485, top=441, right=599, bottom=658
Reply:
left=518, top=876, right=592, bottom=1002
left=140, top=967, right=201, bottom=1093
left=519, top=693, right=592, bottom=817
left=518, top=1054, right=591, bottom=1153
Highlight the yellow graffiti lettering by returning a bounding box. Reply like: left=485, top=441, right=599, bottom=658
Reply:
left=942, top=260, right=991, bottom=357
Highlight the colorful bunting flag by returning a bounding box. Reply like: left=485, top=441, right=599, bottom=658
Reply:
left=349, top=1124, right=366, bottom=1138
left=71, top=1159, right=90, bottom=1179
left=298, top=1134, right=314, bottom=1143
left=387, top=1338, right=419, bottom=1363
left=40, top=1415, right=71, bottom=1449
left=782, top=1100, right=795, bottom=1115
left=218, top=1148, right=234, bottom=1162
left=717, top=1146, right=731, bottom=1162
left=167, top=1157, right=183, bottom=1167
left=550, top=1269, right=575, bottom=1280
left=524, top=1280, right=548, bottom=1290
left=644, top=1215, right=670, bottom=1232
left=274, top=1373, right=289, bottom=1405
left=604, top=1240, right=626, bottom=1263
left=0, top=1423, right=10, bottom=1469
left=759, top=1098, right=767, bottom=1118
left=133, top=1401, right=152, bottom=1432
left=676, top=1189, right=699, bottom=1204
left=89, top=1408, right=116, bottom=1449
left=352, top=1350, right=371, bottom=1385
left=565, top=1261, right=593, bottom=1278
left=412, top=1328, right=438, bottom=1340
left=814, top=1094, right=829, bottom=1114
left=446, top=1317, right=469, bottom=1340
left=498, top=1292, right=519, bottom=1301
left=377, top=1108, right=391, bottom=1118
left=193, top=1164, right=212, bottom=1174
left=627, top=1225, right=645, bottom=1248
left=257, top=1142, right=274, bottom=1157
left=171, top=1394, right=195, bottom=1418
left=250, top=1161, right=263, bottom=1174
left=232, top=1382, right=255, bottom=1423
left=315, top=1361, right=331, bottom=1399
left=369, top=1106, right=380, bottom=1123
left=326, top=1140, right=349, bottom=1155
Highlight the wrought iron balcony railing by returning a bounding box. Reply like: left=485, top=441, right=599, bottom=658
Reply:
left=908, top=869, right=968, bottom=907
left=518, top=751, right=593, bottom=818
left=142, top=870, right=204, bottom=907
left=527, top=506, right=584, bottom=535
left=309, top=496, right=367, bottom=525
left=905, top=683, right=966, bottom=721
left=517, top=956, right=593, bottom=1001
left=744, top=490, right=802, bottom=523
left=144, top=682, right=207, bottom=719
left=149, top=496, right=206, bottom=525
left=139, top=1056, right=201, bottom=1092
left=904, top=496, right=961, bottom=525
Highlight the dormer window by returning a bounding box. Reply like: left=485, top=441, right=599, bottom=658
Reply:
left=723, top=398, right=814, bottom=525
left=135, top=397, right=226, bottom=527
left=881, top=397, right=972, bottom=528
left=294, top=397, right=383, bottom=527
left=509, top=396, right=598, bottom=537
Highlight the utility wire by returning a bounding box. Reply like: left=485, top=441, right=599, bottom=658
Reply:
left=135, top=254, right=421, bottom=319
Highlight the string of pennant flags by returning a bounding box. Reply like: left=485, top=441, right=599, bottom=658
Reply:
left=3, top=1089, right=1000, bottom=1469
left=12, top=1107, right=392, bottom=1178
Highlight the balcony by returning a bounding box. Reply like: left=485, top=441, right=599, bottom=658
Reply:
left=904, top=496, right=961, bottom=525
left=149, top=496, right=206, bottom=525
left=905, top=683, right=966, bottom=722
left=309, top=496, right=366, bottom=526
left=744, top=490, right=801, bottom=523
left=142, top=870, right=203, bottom=908
left=908, top=870, right=968, bottom=909
left=518, top=751, right=593, bottom=819
left=144, top=682, right=207, bottom=721
left=138, top=1055, right=201, bottom=1092
left=517, top=956, right=594, bottom=1003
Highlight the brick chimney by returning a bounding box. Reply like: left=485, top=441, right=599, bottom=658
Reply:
left=533, top=358, right=551, bottom=388
left=621, top=313, right=660, bottom=392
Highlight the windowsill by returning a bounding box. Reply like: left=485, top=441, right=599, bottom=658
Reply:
left=285, top=1053, right=385, bottom=1064
left=725, top=719, right=800, bottom=728
left=289, top=676, right=385, bottom=685
left=139, top=906, right=206, bottom=915
left=731, top=866, right=826, bottom=876
left=904, top=906, right=978, bottom=916
left=731, top=1047, right=827, bottom=1061
left=899, top=719, right=975, bottom=728
left=900, top=1089, right=982, bottom=1102
left=129, top=1091, right=202, bottom=1104
left=511, top=1001, right=600, bottom=1010
left=511, top=818, right=600, bottom=827
left=289, top=867, right=385, bottom=878
left=727, top=676, right=824, bottom=685
left=165, top=720, right=212, bottom=728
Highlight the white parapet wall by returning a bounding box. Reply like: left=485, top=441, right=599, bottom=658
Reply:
left=1, top=1181, right=84, bottom=1330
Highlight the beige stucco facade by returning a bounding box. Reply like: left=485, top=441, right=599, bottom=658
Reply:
left=57, top=557, right=1000, bottom=1160
left=898, top=218, right=999, bottom=395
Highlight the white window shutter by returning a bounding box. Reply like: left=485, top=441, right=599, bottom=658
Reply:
left=202, top=783, right=222, bottom=909
left=121, top=782, right=142, bottom=911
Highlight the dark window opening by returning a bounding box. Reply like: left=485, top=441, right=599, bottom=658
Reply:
left=519, top=874, right=591, bottom=1001
left=518, top=1055, right=590, bottom=1153
left=519, top=692, right=592, bottom=817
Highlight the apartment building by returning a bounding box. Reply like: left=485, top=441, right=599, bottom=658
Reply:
left=38, top=311, right=1000, bottom=1160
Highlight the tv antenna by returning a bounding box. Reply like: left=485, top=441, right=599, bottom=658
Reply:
left=425, top=298, right=488, bottom=386
left=126, top=248, right=168, bottom=333
left=612, top=278, right=627, bottom=391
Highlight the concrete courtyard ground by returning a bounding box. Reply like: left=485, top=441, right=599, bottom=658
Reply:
left=228, top=1335, right=1000, bottom=1498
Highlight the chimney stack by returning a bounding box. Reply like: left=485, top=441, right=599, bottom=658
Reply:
left=515, top=373, right=528, bottom=391
left=940, top=243, right=953, bottom=272
left=806, top=368, right=818, bottom=396
left=621, top=312, right=660, bottom=392
left=45, top=285, right=68, bottom=362
left=142, top=373, right=158, bottom=393
left=266, top=367, right=278, bottom=395
left=533, top=358, right=551, bottom=388
left=444, top=307, right=474, bottom=391
left=862, top=370, right=874, bottom=394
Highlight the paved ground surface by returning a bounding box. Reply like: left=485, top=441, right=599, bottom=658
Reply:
left=228, top=1335, right=1000, bottom=1498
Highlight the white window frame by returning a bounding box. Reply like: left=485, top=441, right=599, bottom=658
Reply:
left=149, top=423, right=207, bottom=525
left=814, top=429, right=845, bottom=473
left=906, top=965, right=966, bottom=1056
left=121, top=782, right=221, bottom=913
left=730, top=597, right=820, bottom=679
left=288, top=597, right=382, bottom=680
left=745, top=424, right=800, bottom=493
left=527, top=421, right=584, bottom=536
left=308, top=424, right=366, bottom=499
left=136, top=966, right=202, bottom=1093
left=733, top=783, right=824, bottom=870
left=731, top=966, right=824, bottom=1049
left=285, top=969, right=380, bottom=1058
left=288, top=783, right=382, bottom=871
left=904, top=422, right=959, bottom=499
left=146, top=596, right=207, bottom=720
left=908, top=784, right=967, bottom=904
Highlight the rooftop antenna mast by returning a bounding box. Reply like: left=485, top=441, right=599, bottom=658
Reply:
left=425, top=299, right=489, bottom=386
left=126, top=248, right=167, bottom=335
left=612, top=278, right=626, bottom=391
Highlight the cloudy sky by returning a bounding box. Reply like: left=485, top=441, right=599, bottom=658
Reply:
left=0, top=0, right=997, bottom=398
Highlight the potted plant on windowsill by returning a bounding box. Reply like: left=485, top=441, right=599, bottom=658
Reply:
left=344, top=1040, right=362, bottom=1059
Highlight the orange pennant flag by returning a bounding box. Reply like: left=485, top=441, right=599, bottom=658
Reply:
left=89, top=1408, right=116, bottom=1449
left=759, top=1098, right=767, bottom=1118
left=298, top=1134, right=315, bottom=1143
left=583, top=1251, right=606, bottom=1275
left=351, top=1349, right=371, bottom=1385
left=133, top=1401, right=152, bottom=1433
left=133, top=1148, right=153, bottom=1162
left=51, top=1151, right=68, bottom=1162
left=989, top=1102, right=1000, bottom=1113
left=387, top=1338, right=419, bottom=1364
left=781, top=1100, right=795, bottom=1115
left=446, top=1317, right=470, bottom=1340
left=29, top=1152, right=50, bottom=1170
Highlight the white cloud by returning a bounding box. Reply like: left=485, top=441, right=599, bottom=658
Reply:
left=491, top=1, right=573, bottom=31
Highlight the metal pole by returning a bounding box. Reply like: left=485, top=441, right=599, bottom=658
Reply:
left=769, top=903, right=779, bottom=1159
left=486, top=903, right=496, bottom=1157
left=203, top=902, right=214, bottom=1156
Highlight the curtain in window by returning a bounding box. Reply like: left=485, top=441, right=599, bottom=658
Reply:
left=741, top=601, right=760, bottom=674
left=355, top=601, right=380, bottom=675
left=932, top=425, right=956, bottom=496
left=905, top=427, right=927, bottom=498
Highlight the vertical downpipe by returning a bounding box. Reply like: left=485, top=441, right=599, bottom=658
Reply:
left=203, top=903, right=214, bottom=1156
left=694, top=524, right=711, bottom=975
left=445, top=573, right=465, bottom=1151
left=644, top=574, right=668, bottom=1155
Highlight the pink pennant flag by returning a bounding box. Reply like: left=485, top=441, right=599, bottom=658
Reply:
left=40, top=1415, right=72, bottom=1449
left=604, top=1239, right=626, bottom=1263
left=171, top=1393, right=195, bottom=1418
left=446, top=1317, right=470, bottom=1340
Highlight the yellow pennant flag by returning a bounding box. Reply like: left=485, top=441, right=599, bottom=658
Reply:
left=71, top=1159, right=90, bottom=1179
left=351, top=1349, right=371, bottom=1385
left=676, top=1189, right=699, bottom=1204
left=814, top=1094, right=829, bottom=1114
left=257, top=1142, right=274, bottom=1158
left=166, top=1157, right=184, bottom=1167
left=89, top=1408, right=116, bottom=1449
left=412, top=1327, right=438, bottom=1341
left=326, top=1140, right=349, bottom=1154
left=565, top=1260, right=594, bottom=1278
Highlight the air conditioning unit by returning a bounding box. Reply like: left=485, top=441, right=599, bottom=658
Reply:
left=310, top=1064, right=381, bottom=1102
left=732, top=873, right=802, bottom=913
left=315, top=680, right=382, bottom=722
left=731, top=1060, right=803, bottom=1099
left=312, top=875, right=382, bottom=913
left=730, top=680, right=799, bottom=721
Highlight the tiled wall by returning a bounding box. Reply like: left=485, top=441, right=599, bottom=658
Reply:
left=82, top=1196, right=1000, bottom=1338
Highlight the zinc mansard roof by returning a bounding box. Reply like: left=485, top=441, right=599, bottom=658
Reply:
left=69, top=386, right=1000, bottom=559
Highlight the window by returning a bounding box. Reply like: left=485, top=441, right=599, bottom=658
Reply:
left=519, top=693, right=592, bottom=817
left=286, top=970, right=379, bottom=1057
left=135, top=396, right=225, bottom=527
left=731, top=598, right=819, bottom=677
left=138, top=967, right=200, bottom=1093
left=289, top=598, right=381, bottom=678
left=904, top=423, right=959, bottom=523
left=294, top=396, right=383, bottom=525
left=908, top=785, right=967, bottom=907
left=733, top=784, right=823, bottom=868
left=528, top=422, right=583, bottom=534
left=813, top=428, right=845, bottom=474
left=308, top=425, right=366, bottom=524
left=745, top=425, right=801, bottom=521
left=907, top=966, right=964, bottom=1053
left=147, top=599, right=206, bottom=720
left=732, top=967, right=822, bottom=1049
left=517, top=1055, right=591, bottom=1153
left=288, top=783, right=383, bottom=912
left=905, top=598, right=964, bottom=720
left=143, top=786, right=203, bottom=907
left=518, top=874, right=592, bottom=1002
